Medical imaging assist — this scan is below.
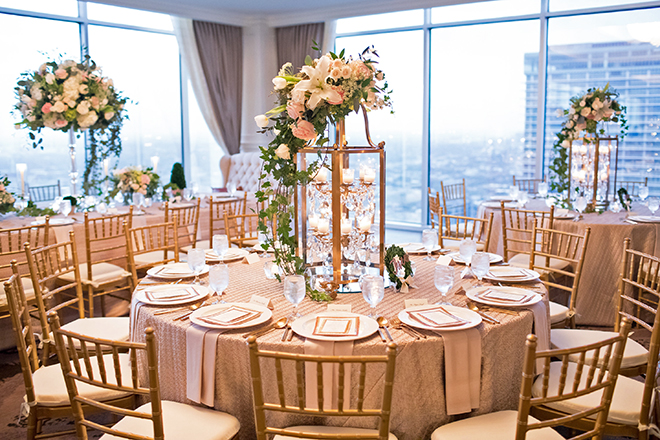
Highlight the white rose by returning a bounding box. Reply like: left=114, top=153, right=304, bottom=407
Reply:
left=569, top=107, right=576, bottom=115
left=561, top=140, right=571, bottom=148
left=272, top=77, right=287, bottom=89
left=275, top=143, right=290, bottom=160
left=78, top=84, right=88, bottom=94
left=580, top=107, right=591, bottom=117
left=76, top=101, right=90, bottom=115
left=254, top=114, right=269, bottom=128
left=51, top=101, right=67, bottom=113
left=45, top=73, right=55, bottom=84
left=77, top=111, right=98, bottom=129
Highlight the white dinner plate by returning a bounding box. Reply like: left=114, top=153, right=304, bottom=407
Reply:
left=205, top=248, right=250, bottom=262
left=466, top=286, right=542, bottom=308
left=554, top=213, right=576, bottom=220
left=135, top=284, right=210, bottom=306
left=489, top=195, right=514, bottom=202
left=447, top=252, right=503, bottom=265
left=190, top=302, right=272, bottom=329
left=291, top=312, right=379, bottom=342
left=399, top=243, right=443, bottom=254
left=628, top=215, right=660, bottom=223
left=483, top=266, right=540, bottom=283
left=146, top=262, right=209, bottom=279
left=398, top=305, right=482, bottom=332
left=481, top=201, right=517, bottom=209
left=31, top=218, right=75, bottom=226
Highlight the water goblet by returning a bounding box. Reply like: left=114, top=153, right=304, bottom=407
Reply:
left=360, top=274, right=384, bottom=318
left=434, top=265, right=454, bottom=305
left=574, top=196, right=587, bottom=221
left=227, top=182, right=237, bottom=197
left=209, top=264, right=229, bottom=303
left=61, top=200, right=72, bottom=218
left=509, top=185, right=519, bottom=200
left=471, top=252, right=490, bottom=286
left=183, top=188, right=194, bottom=202
left=422, top=228, right=438, bottom=261
left=516, top=191, right=529, bottom=208
left=538, top=182, right=548, bottom=198
left=213, top=234, right=229, bottom=260
left=649, top=197, right=659, bottom=217
left=459, top=239, right=477, bottom=265
left=639, top=185, right=649, bottom=202
left=96, top=202, right=108, bottom=215
left=263, top=261, right=281, bottom=280
left=187, top=248, right=206, bottom=285
left=283, top=275, right=306, bottom=318
left=143, top=197, right=153, bottom=208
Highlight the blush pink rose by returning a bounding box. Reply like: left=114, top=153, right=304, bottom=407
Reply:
left=140, top=174, right=151, bottom=185
left=55, top=119, right=68, bottom=128
left=0, top=184, right=5, bottom=191
left=41, top=103, right=52, bottom=114
left=326, top=86, right=345, bottom=105
left=54, top=69, right=68, bottom=79
left=286, top=101, right=304, bottom=119
left=291, top=120, right=316, bottom=141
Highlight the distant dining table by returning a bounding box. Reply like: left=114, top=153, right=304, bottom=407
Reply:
left=478, top=198, right=660, bottom=326
left=129, top=253, right=549, bottom=440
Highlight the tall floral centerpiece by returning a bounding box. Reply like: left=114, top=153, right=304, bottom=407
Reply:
left=110, top=166, right=160, bottom=204
left=549, top=84, right=627, bottom=209
left=14, top=55, right=128, bottom=196
left=0, top=176, right=16, bottom=215
left=255, top=46, right=392, bottom=300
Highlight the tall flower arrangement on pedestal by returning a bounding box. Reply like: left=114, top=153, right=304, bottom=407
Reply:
left=549, top=83, right=627, bottom=207
left=13, top=55, right=128, bottom=195
left=254, top=45, right=392, bottom=300
left=0, top=176, right=16, bottom=215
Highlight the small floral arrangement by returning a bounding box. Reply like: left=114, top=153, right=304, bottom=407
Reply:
left=0, top=176, right=16, bottom=214
left=110, top=167, right=160, bottom=199
left=617, top=188, right=632, bottom=212
left=254, top=45, right=392, bottom=287
left=384, top=245, right=415, bottom=293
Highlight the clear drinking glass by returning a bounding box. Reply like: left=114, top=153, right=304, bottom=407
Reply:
left=434, top=265, right=454, bottom=305
left=422, top=228, right=438, bottom=261
left=459, top=239, right=477, bottom=265
left=209, top=263, right=229, bottom=303
left=471, top=252, right=490, bottom=286
left=574, top=196, right=587, bottom=221
left=538, top=182, right=548, bottom=198
left=187, top=248, right=206, bottom=285
left=649, top=197, right=659, bottom=216
left=257, top=231, right=269, bottom=258
left=183, top=188, right=194, bottom=201
left=517, top=190, right=529, bottom=208
left=227, top=182, right=237, bottom=197
left=283, top=275, right=306, bottom=318
left=213, top=234, right=229, bottom=259
left=509, top=185, right=519, bottom=200
left=60, top=199, right=72, bottom=217
left=639, top=185, right=649, bottom=201
left=360, top=274, right=384, bottom=317
left=263, top=261, right=281, bottom=280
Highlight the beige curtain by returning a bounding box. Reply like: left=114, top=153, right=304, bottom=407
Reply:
left=193, top=21, right=243, bottom=155
left=275, top=22, right=325, bottom=72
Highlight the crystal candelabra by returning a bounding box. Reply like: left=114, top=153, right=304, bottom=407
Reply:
left=568, top=135, right=617, bottom=211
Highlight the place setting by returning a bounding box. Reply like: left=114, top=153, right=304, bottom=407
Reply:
left=466, top=285, right=543, bottom=308
left=482, top=266, right=540, bottom=283
left=146, top=261, right=209, bottom=281
left=205, top=234, right=250, bottom=262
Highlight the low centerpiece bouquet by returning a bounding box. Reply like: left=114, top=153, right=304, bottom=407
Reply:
left=254, top=45, right=392, bottom=300
left=384, top=245, right=415, bottom=293
left=110, top=167, right=160, bottom=203
left=0, top=176, right=16, bottom=215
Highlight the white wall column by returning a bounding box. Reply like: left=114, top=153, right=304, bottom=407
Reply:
left=240, top=20, right=277, bottom=153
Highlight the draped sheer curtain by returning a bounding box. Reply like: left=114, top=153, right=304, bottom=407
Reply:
left=275, top=22, right=325, bottom=71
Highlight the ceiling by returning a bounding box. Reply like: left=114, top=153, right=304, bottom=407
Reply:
left=89, top=0, right=483, bottom=26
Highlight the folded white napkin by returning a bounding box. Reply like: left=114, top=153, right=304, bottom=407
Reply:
left=440, top=328, right=481, bottom=415
left=528, top=301, right=550, bottom=372
left=129, top=294, right=145, bottom=341
left=304, top=339, right=353, bottom=410
left=186, top=325, right=225, bottom=406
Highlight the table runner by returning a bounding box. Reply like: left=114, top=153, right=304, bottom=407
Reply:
left=304, top=339, right=353, bottom=410
left=440, top=328, right=481, bottom=415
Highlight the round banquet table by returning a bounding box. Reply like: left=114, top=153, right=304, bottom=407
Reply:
left=478, top=198, right=660, bottom=326
left=129, top=254, right=548, bottom=440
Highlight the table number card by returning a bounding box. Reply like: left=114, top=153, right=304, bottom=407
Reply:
left=242, top=253, right=260, bottom=265
left=250, top=294, right=274, bottom=310
left=436, top=255, right=453, bottom=266
left=327, top=304, right=352, bottom=312
left=404, top=299, right=428, bottom=309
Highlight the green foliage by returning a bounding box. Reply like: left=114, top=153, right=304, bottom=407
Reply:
left=15, top=200, right=56, bottom=217
left=384, top=245, right=414, bottom=290
left=170, top=162, right=186, bottom=189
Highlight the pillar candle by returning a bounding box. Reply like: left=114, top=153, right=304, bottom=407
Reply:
left=341, top=218, right=352, bottom=235
left=342, top=168, right=354, bottom=184
left=309, top=214, right=319, bottom=229
left=151, top=156, right=160, bottom=173
left=314, top=167, right=328, bottom=182
left=16, top=163, right=27, bottom=197
left=317, top=218, right=330, bottom=234
left=359, top=217, right=371, bottom=232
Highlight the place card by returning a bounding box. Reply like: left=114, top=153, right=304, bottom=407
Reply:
left=436, top=255, right=453, bottom=266
left=242, top=253, right=260, bottom=265
left=198, top=306, right=260, bottom=326
left=407, top=307, right=466, bottom=328
left=313, top=316, right=359, bottom=336
left=145, top=287, right=198, bottom=302
left=404, top=298, right=428, bottom=309
left=480, top=289, right=532, bottom=303
left=250, top=294, right=274, bottom=310
left=327, top=304, right=352, bottom=312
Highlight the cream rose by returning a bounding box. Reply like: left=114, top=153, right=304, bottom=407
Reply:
left=272, top=77, right=287, bottom=90
left=275, top=143, right=290, bottom=160
left=51, top=101, right=67, bottom=113
left=254, top=114, right=269, bottom=128
left=580, top=107, right=591, bottom=117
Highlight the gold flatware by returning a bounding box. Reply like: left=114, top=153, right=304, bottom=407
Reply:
left=173, top=303, right=203, bottom=321
left=391, top=317, right=426, bottom=339
left=281, top=323, right=290, bottom=341
left=287, top=324, right=295, bottom=341
left=242, top=317, right=288, bottom=339
left=466, top=300, right=500, bottom=324
left=376, top=317, right=394, bottom=342
left=481, top=305, right=518, bottom=316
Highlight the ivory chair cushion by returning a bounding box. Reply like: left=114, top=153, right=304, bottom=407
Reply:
left=551, top=329, right=648, bottom=369
left=185, top=240, right=211, bottom=254
left=531, top=362, right=644, bottom=425
left=443, top=222, right=475, bottom=237
left=33, top=352, right=134, bottom=406
left=59, top=262, right=130, bottom=288
left=55, top=317, right=130, bottom=349
left=100, top=400, right=240, bottom=440
left=509, top=254, right=571, bottom=271
left=274, top=425, right=398, bottom=440
left=439, top=238, right=485, bottom=252
left=549, top=301, right=570, bottom=324
left=133, top=251, right=176, bottom=267
left=1, top=277, right=35, bottom=308
left=430, top=410, right=564, bottom=440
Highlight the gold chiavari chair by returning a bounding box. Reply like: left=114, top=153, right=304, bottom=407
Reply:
left=428, top=188, right=442, bottom=229
left=224, top=211, right=260, bottom=249
left=500, top=202, right=559, bottom=268
left=440, top=178, right=467, bottom=217
left=164, top=197, right=200, bottom=253
left=125, top=219, right=179, bottom=287
left=25, top=230, right=129, bottom=364
left=437, top=207, right=494, bottom=252
left=27, top=180, right=61, bottom=203
left=513, top=175, right=545, bottom=193
left=58, top=209, right=134, bottom=317
left=247, top=336, right=398, bottom=440
left=541, top=241, right=659, bottom=439
left=191, top=195, right=246, bottom=252
left=50, top=315, right=240, bottom=440
left=432, top=319, right=631, bottom=440
left=4, top=265, right=136, bottom=440
left=1, top=220, right=49, bottom=319
left=616, top=176, right=648, bottom=197
left=530, top=224, right=591, bottom=329
left=552, top=238, right=657, bottom=382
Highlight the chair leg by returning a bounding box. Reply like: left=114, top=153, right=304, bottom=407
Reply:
left=87, top=285, right=94, bottom=318
left=27, top=411, right=37, bottom=440
left=100, top=294, right=106, bottom=317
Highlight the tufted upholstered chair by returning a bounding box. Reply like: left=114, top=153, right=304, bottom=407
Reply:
left=219, top=152, right=263, bottom=193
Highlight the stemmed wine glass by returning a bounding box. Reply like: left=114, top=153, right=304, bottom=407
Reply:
left=187, top=248, right=206, bottom=285
left=61, top=200, right=72, bottom=218
left=132, top=192, right=145, bottom=214
left=516, top=191, right=529, bottom=208
left=213, top=234, right=229, bottom=260
left=538, top=182, right=548, bottom=198
left=209, top=264, right=229, bottom=303
left=183, top=188, right=194, bottom=202
left=283, top=275, right=306, bottom=318
left=422, top=228, right=438, bottom=261
left=227, top=182, right=237, bottom=198
left=649, top=197, right=659, bottom=217
left=434, top=265, right=454, bottom=305
left=471, top=252, right=490, bottom=287
left=360, top=274, right=384, bottom=318
left=574, top=196, right=587, bottom=222
left=459, top=239, right=477, bottom=265
left=639, top=185, right=649, bottom=202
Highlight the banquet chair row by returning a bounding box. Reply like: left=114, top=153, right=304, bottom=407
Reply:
left=616, top=176, right=648, bottom=197
left=28, top=180, right=61, bottom=203
left=192, top=195, right=247, bottom=251
left=512, top=175, right=545, bottom=193
left=434, top=206, right=494, bottom=252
